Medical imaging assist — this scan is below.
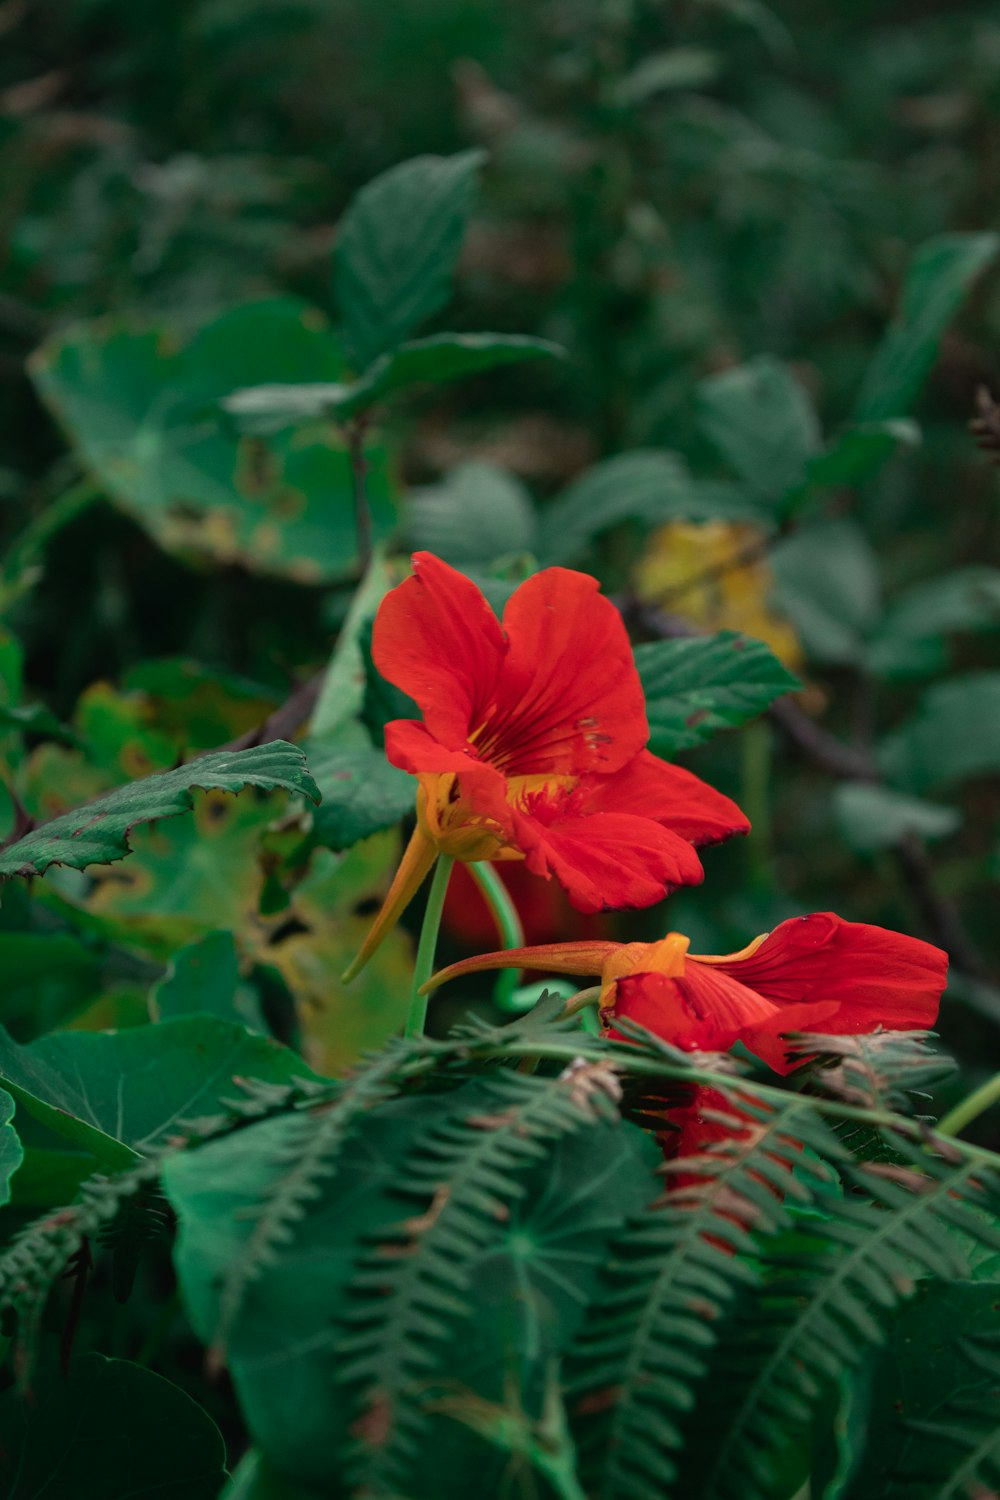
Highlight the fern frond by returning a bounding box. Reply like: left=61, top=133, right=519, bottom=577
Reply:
left=699, top=1130, right=1000, bottom=1500
left=0, top=1157, right=162, bottom=1375
left=567, top=1087, right=844, bottom=1500
left=337, top=1064, right=619, bottom=1498
left=786, top=1029, right=955, bottom=1116
left=207, top=1040, right=407, bottom=1369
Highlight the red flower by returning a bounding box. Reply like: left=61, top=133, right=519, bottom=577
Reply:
left=422, top=912, right=948, bottom=1074
left=443, top=862, right=608, bottom=951
left=344, top=553, right=748, bottom=978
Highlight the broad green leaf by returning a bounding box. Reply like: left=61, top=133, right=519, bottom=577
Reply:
left=771, top=520, right=881, bottom=665
left=635, top=631, right=800, bottom=755
left=409, top=461, right=538, bottom=565
left=832, top=782, right=960, bottom=854
left=854, top=233, right=1000, bottom=421
left=122, top=658, right=281, bottom=749
left=697, top=356, right=822, bottom=505
left=537, top=450, right=761, bottom=566
left=338, top=332, right=564, bottom=415
left=0, top=929, right=102, bottom=1039
left=844, top=1281, right=1000, bottom=1499
left=803, top=419, right=920, bottom=493
left=0, top=1089, right=22, bottom=1206
left=867, top=567, right=1000, bottom=679
left=0, top=1014, right=324, bottom=1167
left=259, top=838, right=413, bottom=1076
left=0, top=741, right=319, bottom=882
left=0, top=1354, right=227, bottom=1500
left=299, top=741, right=412, bottom=853
left=152, top=930, right=264, bottom=1029
left=877, top=672, right=1000, bottom=793
left=166, top=1084, right=655, bottom=1492
left=76, top=785, right=295, bottom=959
left=29, top=300, right=397, bottom=582
left=224, top=334, right=563, bottom=426
left=334, top=151, right=485, bottom=368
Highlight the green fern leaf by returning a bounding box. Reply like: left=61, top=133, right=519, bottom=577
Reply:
left=698, top=1133, right=1000, bottom=1500
left=568, top=1089, right=843, bottom=1500
left=338, top=1065, right=623, bottom=1497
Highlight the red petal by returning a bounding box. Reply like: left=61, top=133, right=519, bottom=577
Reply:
left=713, top=913, right=948, bottom=1030
left=583, top=750, right=750, bottom=845
left=479, top=568, right=647, bottom=777
left=611, top=966, right=795, bottom=1052
left=384, top=719, right=490, bottom=778
left=373, top=553, right=505, bottom=747
left=514, top=807, right=705, bottom=914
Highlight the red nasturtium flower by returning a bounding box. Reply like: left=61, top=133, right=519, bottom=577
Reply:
left=423, top=912, right=948, bottom=1073
left=344, top=552, right=749, bottom=979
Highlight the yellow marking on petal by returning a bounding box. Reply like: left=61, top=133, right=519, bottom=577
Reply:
left=341, top=825, right=438, bottom=983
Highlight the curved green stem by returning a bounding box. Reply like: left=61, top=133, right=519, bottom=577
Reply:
left=468, top=861, right=526, bottom=1010
left=404, top=856, right=454, bottom=1038
left=938, top=1071, right=1000, bottom=1138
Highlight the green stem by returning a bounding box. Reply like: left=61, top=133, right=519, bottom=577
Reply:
left=404, top=856, right=454, bottom=1039
left=938, top=1071, right=1000, bottom=1138
left=468, top=861, right=526, bottom=1009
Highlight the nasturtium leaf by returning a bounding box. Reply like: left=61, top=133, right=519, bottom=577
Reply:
left=832, top=782, right=960, bottom=854
left=152, top=930, right=263, bottom=1029
left=409, top=460, right=538, bottom=565
left=867, top=567, right=1000, bottom=679
left=0, top=741, right=319, bottom=882
left=0, top=1354, right=227, bottom=1500
left=0, top=929, right=103, bottom=1039
left=256, top=838, right=413, bottom=1076
left=334, top=150, right=485, bottom=368
left=635, top=631, right=800, bottom=756
left=123, top=658, right=282, bottom=750
left=854, top=232, right=1000, bottom=422
left=29, top=299, right=396, bottom=582
left=78, top=786, right=291, bottom=959
left=166, top=1082, right=656, bottom=1493
left=877, top=673, right=1000, bottom=793
left=300, top=740, right=412, bottom=853
left=0, top=1015, right=324, bottom=1167
left=770, top=519, right=881, bottom=665
left=697, top=356, right=822, bottom=505
left=844, top=1280, right=1000, bottom=1499
left=537, top=450, right=763, bottom=567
